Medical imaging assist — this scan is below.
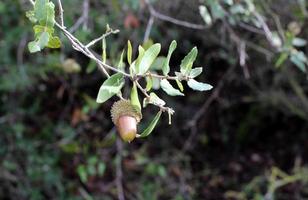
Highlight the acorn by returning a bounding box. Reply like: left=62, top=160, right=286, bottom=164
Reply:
left=111, top=99, right=142, bottom=142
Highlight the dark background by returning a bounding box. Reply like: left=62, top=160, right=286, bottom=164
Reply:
left=0, top=0, right=307, bottom=199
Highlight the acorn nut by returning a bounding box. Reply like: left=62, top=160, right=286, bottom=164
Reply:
left=111, top=100, right=142, bottom=142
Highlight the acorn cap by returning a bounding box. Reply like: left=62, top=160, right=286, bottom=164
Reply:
left=111, top=99, right=142, bottom=125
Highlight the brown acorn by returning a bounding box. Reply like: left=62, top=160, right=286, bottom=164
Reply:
left=111, top=100, right=142, bottom=142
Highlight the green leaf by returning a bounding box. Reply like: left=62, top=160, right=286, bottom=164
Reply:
left=187, top=79, right=213, bottom=91
left=28, top=41, right=41, bottom=53
left=139, top=111, right=162, bottom=138
left=28, top=31, right=51, bottom=53
left=96, top=73, right=125, bottom=103
left=134, top=45, right=145, bottom=73
left=152, top=77, right=161, bottom=90
left=77, top=165, right=88, bottom=183
left=138, top=43, right=161, bottom=75
left=160, top=79, right=184, bottom=96
left=127, top=40, right=132, bottom=65
left=88, top=156, right=98, bottom=165
left=163, top=40, right=177, bottom=75
left=176, top=80, right=184, bottom=92
left=151, top=56, right=166, bottom=71
left=97, top=162, right=106, bottom=176
left=290, top=52, right=307, bottom=72
left=209, top=1, right=226, bottom=19
left=230, top=4, right=246, bottom=14
left=275, top=52, right=289, bottom=67
left=146, top=77, right=153, bottom=91
left=34, top=0, right=55, bottom=27
left=34, top=0, right=47, bottom=20
left=189, top=67, right=203, bottom=78
left=33, top=25, right=54, bottom=36
left=87, top=165, right=96, bottom=176
left=26, top=10, right=37, bottom=23
left=47, top=36, right=61, bottom=48
left=224, top=0, right=234, bottom=5
left=27, top=1, right=60, bottom=51
left=38, top=31, right=50, bottom=48
left=199, top=5, right=212, bottom=25
left=143, top=92, right=166, bottom=108
left=86, top=60, right=97, bottom=74
left=180, top=47, right=198, bottom=75
left=117, top=49, right=125, bottom=70
left=292, top=38, right=307, bottom=47
left=130, top=83, right=141, bottom=113
left=143, top=39, right=154, bottom=50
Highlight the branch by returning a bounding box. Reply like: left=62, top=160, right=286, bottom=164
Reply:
left=57, top=0, right=64, bottom=27
left=27, top=0, right=177, bottom=112
left=69, top=0, right=89, bottom=32
left=115, top=138, right=125, bottom=200
left=143, top=16, right=154, bottom=43
left=182, top=64, right=236, bottom=152
left=253, top=12, right=281, bottom=49
left=86, top=29, right=120, bottom=48
left=135, top=80, right=174, bottom=114
left=144, top=0, right=206, bottom=30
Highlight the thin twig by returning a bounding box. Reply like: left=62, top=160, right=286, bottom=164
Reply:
left=253, top=12, right=280, bottom=48
left=188, top=64, right=236, bottom=125
left=17, top=33, right=29, bottom=82
left=86, top=29, right=120, bottom=48
left=135, top=80, right=174, bottom=113
left=57, top=0, right=64, bottom=27
left=82, top=0, right=89, bottom=30
left=78, top=187, right=93, bottom=200
left=183, top=64, right=236, bottom=152
left=69, top=0, right=89, bottom=33
left=239, top=41, right=250, bottom=79
left=144, top=0, right=206, bottom=30
left=238, top=22, right=265, bottom=35
left=27, top=0, right=184, bottom=81
left=143, top=16, right=154, bottom=43
left=116, top=138, right=125, bottom=200
left=27, top=0, right=178, bottom=111
left=69, top=15, right=86, bottom=33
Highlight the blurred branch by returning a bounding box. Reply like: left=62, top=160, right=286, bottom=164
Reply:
left=224, top=21, right=250, bottom=78
left=69, top=0, right=89, bottom=33
left=253, top=12, right=280, bottom=49
left=116, top=137, right=125, bottom=200
left=78, top=187, right=93, bottom=200
left=144, top=0, right=206, bottom=30
left=57, top=0, right=64, bottom=27
left=183, top=64, right=237, bottom=152
left=239, top=41, right=250, bottom=79
left=17, top=33, right=28, bottom=81
left=143, top=15, right=154, bottom=43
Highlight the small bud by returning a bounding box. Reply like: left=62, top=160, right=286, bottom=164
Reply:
left=111, top=100, right=142, bottom=142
